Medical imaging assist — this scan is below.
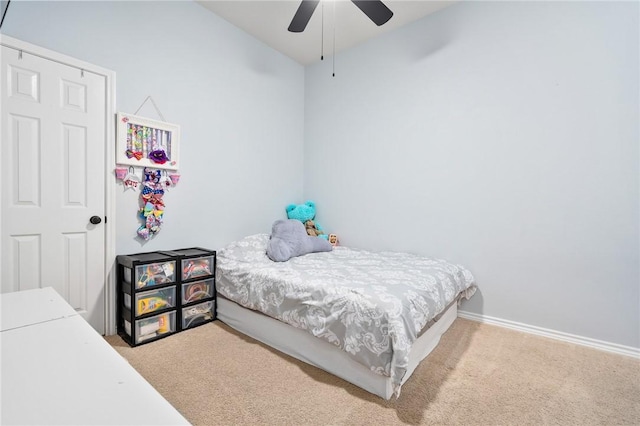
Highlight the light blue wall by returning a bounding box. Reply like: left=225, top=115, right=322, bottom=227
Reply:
left=304, top=1, right=639, bottom=348
left=1, top=0, right=304, bottom=254
left=3, top=1, right=638, bottom=349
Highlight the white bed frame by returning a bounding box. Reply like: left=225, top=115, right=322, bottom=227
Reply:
left=217, top=294, right=458, bottom=400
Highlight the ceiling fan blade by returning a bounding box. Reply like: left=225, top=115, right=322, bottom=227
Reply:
left=351, top=0, right=393, bottom=26
left=288, top=0, right=320, bottom=33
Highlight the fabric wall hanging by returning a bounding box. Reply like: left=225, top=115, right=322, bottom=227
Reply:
left=115, top=96, right=181, bottom=241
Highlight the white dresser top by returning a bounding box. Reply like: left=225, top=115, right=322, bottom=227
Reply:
left=0, top=287, right=190, bottom=425
left=0, top=287, right=78, bottom=331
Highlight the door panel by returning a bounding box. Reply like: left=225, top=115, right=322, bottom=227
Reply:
left=10, top=114, right=40, bottom=206
left=63, top=124, right=87, bottom=206
left=9, top=64, right=39, bottom=102
left=1, top=45, right=106, bottom=333
left=10, top=235, right=41, bottom=292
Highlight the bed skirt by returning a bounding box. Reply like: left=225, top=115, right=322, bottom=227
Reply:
left=216, top=294, right=458, bottom=400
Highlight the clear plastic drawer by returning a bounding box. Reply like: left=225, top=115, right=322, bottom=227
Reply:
left=123, top=260, right=176, bottom=289
left=181, top=278, right=214, bottom=304
left=124, top=311, right=176, bottom=344
left=124, top=287, right=176, bottom=317
left=181, top=255, right=214, bottom=281
left=181, top=300, right=214, bottom=329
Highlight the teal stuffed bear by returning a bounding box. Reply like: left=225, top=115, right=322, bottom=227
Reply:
left=286, top=201, right=328, bottom=240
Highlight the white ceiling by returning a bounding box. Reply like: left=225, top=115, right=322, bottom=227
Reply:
left=197, top=1, right=456, bottom=65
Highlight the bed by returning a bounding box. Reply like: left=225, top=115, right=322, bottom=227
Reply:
left=215, top=233, right=476, bottom=399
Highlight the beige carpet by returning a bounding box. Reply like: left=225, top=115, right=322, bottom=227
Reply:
left=105, top=319, right=640, bottom=425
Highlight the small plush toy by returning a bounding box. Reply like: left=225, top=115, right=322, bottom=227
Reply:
left=286, top=201, right=328, bottom=240
left=304, top=220, right=322, bottom=237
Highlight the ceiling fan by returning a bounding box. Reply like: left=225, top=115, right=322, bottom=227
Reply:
left=288, top=0, right=394, bottom=33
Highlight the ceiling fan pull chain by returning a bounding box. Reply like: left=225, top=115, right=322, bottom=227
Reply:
left=332, top=0, right=336, bottom=77
left=321, top=1, right=324, bottom=60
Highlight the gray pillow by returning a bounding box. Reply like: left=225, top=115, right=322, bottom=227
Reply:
left=266, top=219, right=332, bottom=262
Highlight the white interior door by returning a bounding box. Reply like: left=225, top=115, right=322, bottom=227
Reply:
left=1, top=44, right=107, bottom=333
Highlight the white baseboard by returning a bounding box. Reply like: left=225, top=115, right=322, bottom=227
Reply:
left=457, top=310, right=640, bottom=359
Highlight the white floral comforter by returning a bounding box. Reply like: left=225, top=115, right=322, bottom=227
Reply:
left=216, top=234, right=476, bottom=396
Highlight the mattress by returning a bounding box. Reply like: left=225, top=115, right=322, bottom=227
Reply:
left=216, top=234, right=476, bottom=397
left=216, top=292, right=459, bottom=400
